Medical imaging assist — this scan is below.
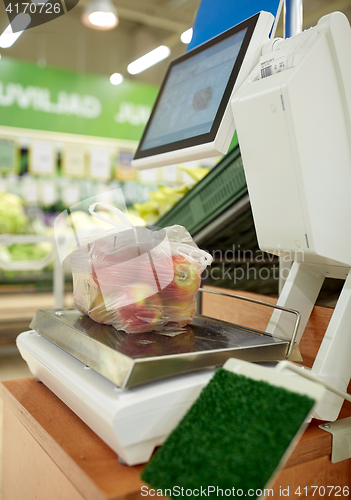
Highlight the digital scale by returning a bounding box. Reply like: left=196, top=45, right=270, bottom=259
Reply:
left=17, top=288, right=301, bottom=465
left=18, top=9, right=351, bottom=466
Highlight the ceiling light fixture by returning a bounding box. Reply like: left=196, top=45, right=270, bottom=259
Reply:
left=127, top=46, right=171, bottom=75
left=82, top=0, right=118, bottom=31
left=180, top=28, right=193, bottom=44
left=110, top=72, right=124, bottom=85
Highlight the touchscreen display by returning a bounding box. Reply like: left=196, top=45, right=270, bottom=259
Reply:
left=133, top=12, right=263, bottom=162
left=140, top=29, right=246, bottom=151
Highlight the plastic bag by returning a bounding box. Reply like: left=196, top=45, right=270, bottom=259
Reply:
left=70, top=203, right=212, bottom=334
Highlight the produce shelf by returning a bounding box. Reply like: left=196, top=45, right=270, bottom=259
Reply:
left=156, top=144, right=246, bottom=236
left=0, top=291, right=74, bottom=353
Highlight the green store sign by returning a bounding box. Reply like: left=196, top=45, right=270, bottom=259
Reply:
left=0, top=57, right=159, bottom=141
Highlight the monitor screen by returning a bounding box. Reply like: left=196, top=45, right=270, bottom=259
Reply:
left=133, top=12, right=274, bottom=169
left=141, top=29, right=247, bottom=150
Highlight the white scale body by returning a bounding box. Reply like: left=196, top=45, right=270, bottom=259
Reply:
left=17, top=330, right=215, bottom=466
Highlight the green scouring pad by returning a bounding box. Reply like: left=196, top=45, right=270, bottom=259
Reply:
left=141, top=359, right=324, bottom=499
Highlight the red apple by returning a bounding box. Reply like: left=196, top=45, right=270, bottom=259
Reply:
left=160, top=255, right=200, bottom=302
left=89, top=292, right=118, bottom=325
left=135, top=254, right=163, bottom=293
left=117, top=283, right=163, bottom=333
left=92, top=245, right=140, bottom=294
left=73, top=272, right=101, bottom=315
left=173, top=299, right=197, bottom=327
left=162, top=296, right=197, bottom=326
left=147, top=251, right=174, bottom=291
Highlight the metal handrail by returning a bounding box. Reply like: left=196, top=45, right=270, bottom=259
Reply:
left=199, top=287, right=301, bottom=359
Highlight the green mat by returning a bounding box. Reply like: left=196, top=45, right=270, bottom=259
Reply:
left=141, top=368, right=314, bottom=499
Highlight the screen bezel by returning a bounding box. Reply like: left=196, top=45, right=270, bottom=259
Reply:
left=133, top=12, right=261, bottom=161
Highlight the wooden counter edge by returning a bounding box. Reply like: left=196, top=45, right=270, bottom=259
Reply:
left=0, top=380, right=109, bottom=500
left=1, top=376, right=337, bottom=476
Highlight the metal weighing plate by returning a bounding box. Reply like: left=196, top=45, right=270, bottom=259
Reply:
left=30, top=308, right=301, bottom=389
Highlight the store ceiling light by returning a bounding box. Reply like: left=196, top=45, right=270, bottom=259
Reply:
left=127, top=46, right=171, bottom=75
left=181, top=28, right=193, bottom=44
left=110, top=72, right=124, bottom=85
left=82, top=0, right=118, bottom=31
left=0, top=13, right=31, bottom=48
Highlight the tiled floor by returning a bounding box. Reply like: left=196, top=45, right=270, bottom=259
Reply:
left=0, top=353, right=32, bottom=500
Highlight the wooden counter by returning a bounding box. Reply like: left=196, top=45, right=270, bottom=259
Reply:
left=1, top=378, right=145, bottom=500
left=1, top=288, right=351, bottom=499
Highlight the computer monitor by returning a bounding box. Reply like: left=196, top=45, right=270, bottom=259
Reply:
left=132, top=11, right=274, bottom=170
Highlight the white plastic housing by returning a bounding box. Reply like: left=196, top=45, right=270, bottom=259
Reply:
left=16, top=330, right=214, bottom=465
left=232, top=12, right=351, bottom=267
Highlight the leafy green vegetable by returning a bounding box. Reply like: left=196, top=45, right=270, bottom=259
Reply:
left=0, top=193, right=28, bottom=234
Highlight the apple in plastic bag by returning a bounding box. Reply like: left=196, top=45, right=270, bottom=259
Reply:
left=89, top=292, right=118, bottom=325
left=91, top=238, right=140, bottom=294
left=172, top=298, right=197, bottom=327
left=160, top=255, right=200, bottom=302
left=162, top=296, right=197, bottom=327
left=117, top=284, right=163, bottom=333
left=93, top=256, right=137, bottom=291
left=73, top=272, right=101, bottom=316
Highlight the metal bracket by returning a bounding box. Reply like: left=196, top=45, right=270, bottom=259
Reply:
left=199, top=287, right=301, bottom=359
left=319, top=417, right=351, bottom=463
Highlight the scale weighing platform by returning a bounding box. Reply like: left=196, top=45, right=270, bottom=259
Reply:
left=17, top=290, right=300, bottom=465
